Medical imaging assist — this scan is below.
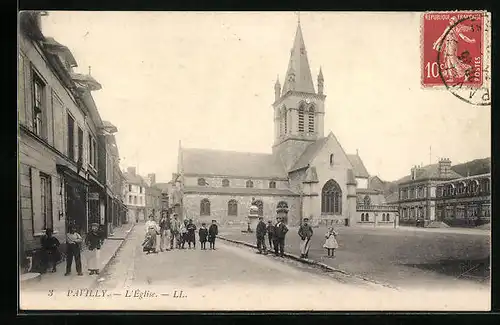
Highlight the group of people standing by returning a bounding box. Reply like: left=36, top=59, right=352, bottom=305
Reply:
left=255, top=217, right=339, bottom=259
left=39, top=222, right=105, bottom=276
left=142, top=212, right=219, bottom=253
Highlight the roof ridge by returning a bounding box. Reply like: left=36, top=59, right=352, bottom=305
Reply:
left=182, top=147, right=274, bottom=155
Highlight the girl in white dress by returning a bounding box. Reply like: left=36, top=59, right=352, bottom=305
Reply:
left=323, top=227, right=338, bottom=258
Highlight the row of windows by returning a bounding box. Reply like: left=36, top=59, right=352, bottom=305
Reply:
left=198, top=178, right=343, bottom=216
left=28, top=64, right=99, bottom=170
left=199, top=199, right=286, bottom=217
left=197, top=178, right=277, bottom=189
left=128, top=195, right=144, bottom=205
left=127, top=184, right=145, bottom=193
left=437, top=179, right=490, bottom=197
left=400, top=186, right=427, bottom=200
left=360, top=213, right=391, bottom=222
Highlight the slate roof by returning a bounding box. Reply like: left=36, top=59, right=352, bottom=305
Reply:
left=385, top=192, right=400, bottom=204
left=180, top=148, right=287, bottom=179
left=281, top=22, right=315, bottom=94
left=347, top=154, right=370, bottom=178
left=183, top=186, right=299, bottom=197
left=397, top=164, right=463, bottom=184
left=304, top=166, right=319, bottom=183
left=123, top=172, right=146, bottom=185
left=291, top=137, right=329, bottom=171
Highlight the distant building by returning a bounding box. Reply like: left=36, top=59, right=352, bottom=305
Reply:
left=397, top=158, right=463, bottom=226
left=145, top=173, right=162, bottom=219
left=435, top=173, right=490, bottom=226
left=122, top=167, right=147, bottom=222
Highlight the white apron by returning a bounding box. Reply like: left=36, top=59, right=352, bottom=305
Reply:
left=87, top=249, right=100, bottom=270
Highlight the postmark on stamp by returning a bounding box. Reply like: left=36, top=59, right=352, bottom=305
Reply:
left=421, top=11, right=491, bottom=106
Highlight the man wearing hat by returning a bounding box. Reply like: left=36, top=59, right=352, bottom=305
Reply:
left=273, top=216, right=288, bottom=257
left=255, top=216, right=267, bottom=254
left=298, top=218, right=314, bottom=259
left=170, top=214, right=181, bottom=249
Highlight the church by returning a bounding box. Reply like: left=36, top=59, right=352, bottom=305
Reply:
left=173, top=20, right=390, bottom=226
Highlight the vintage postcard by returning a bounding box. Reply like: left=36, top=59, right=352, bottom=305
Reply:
left=18, top=11, right=491, bottom=312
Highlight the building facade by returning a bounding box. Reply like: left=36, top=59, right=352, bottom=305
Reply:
left=435, top=173, right=491, bottom=227
left=397, top=158, right=463, bottom=226
left=122, top=167, right=147, bottom=223
left=18, top=12, right=112, bottom=270
left=174, top=21, right=392, bottom=227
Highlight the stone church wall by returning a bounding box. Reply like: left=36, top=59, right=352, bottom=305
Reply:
left=183, top=194, right=301, bottom=226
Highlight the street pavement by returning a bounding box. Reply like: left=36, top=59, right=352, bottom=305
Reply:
left=219, top=225, right=490, bottom=290
left=19, top=224, right=490, bottom=311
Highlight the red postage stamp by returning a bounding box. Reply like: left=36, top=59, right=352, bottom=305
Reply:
left=421, top=11, right=485, bottom=89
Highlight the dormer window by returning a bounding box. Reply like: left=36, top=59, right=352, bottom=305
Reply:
left=269, top=181, right=276, bottom=189
left=222, top=179, right=230, bottom=187
left=198, top=178, right=207, bottom=186
left=246, top=180, right=254, bottom=188
left=329, top=154, right=334, bottom=166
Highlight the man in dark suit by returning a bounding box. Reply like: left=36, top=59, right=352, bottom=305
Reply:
left=273, top=216, right=288, bottom=257
left=255, top=216, right=267, bottom=254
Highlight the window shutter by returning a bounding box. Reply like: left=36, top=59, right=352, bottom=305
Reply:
left=51, top=174, right=58, bottom=227
left=18, top=54, right=26, bottom=123
left=30, top=168, right=43, bottom=234
left=24, top=60, right=33, bottom=130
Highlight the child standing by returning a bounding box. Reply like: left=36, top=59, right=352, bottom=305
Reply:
left=199, top=223, right=208, bottom=250
left=208, top=220, right=218, bottom=250
left=323, top=227, right=338, bottom=258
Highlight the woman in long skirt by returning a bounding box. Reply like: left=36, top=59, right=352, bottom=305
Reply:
left=85, top=223, right=103, bottom=275
left=323, top=227, right=339, bottom=258
left=144, top=215, right=159, bottom=253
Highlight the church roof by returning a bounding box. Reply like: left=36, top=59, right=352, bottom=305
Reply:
left=291, top=137, right=330, bottom=171
left=183, top=186, right=299, bottom=197
left=347, top=154, right=370, bottom=178
left=180, top=148, right=288, bottom=179
left=281, top=22, right=315, bottom=94
left=303, top=166, right=319, bottom=183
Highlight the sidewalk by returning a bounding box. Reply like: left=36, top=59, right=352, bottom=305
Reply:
left=20, top=223, right=135, bottom=292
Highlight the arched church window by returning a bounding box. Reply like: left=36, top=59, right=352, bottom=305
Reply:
left=222, top=179, right=230, bottom=187
left=197, top=178, right=207, bottom=186
left=361, top=213, right=365, bottom=222
left=269, top=181, right=276, bottom=189
left=365, top=213, right=370, bottom=222
left=298, top=103, right=305, bottom=133
left=228, top=199, right=238, bottom=216
left=363, top=195, right=371, bottom=208
left=200, top=198, right=211, bottom=216
left=246, top=180, right=254, bottom=188
left=329, top=154, right=334, bottom=166
left=254, top=200, right=264, bottom=216
left=321, top=179, right=342, bottom=215
left=308, top=105, right=315, bottom=133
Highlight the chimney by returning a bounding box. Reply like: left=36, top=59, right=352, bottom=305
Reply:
left=147, top=173, right=156, bottom=186
left=127, top=167, right=136, bottom=176
left=438, top=158, right=451, bottom=177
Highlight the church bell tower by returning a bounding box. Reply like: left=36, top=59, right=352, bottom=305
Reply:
left=272, top=18, right=326, bottom=171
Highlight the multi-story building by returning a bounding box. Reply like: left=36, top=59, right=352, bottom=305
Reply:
left=435, top=173, right=491, bottom=227
left=122, top=167, right=147, bottom=223
left=18, top=11, right=111, bottom=270
left=101, top=122, right=127, bottom=234
left=145, top=173, right=162, bottom=219
left=397, top=158, right=463, bottom=226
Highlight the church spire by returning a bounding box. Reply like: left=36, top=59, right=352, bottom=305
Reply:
left=317, top=66, right=324, bottom=95
left=274, top=75, right=281, bottom=102
left=281, top=18, right=315, bottom=95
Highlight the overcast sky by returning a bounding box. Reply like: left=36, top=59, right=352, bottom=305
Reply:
left=40, top=11, right=490, bottom=183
